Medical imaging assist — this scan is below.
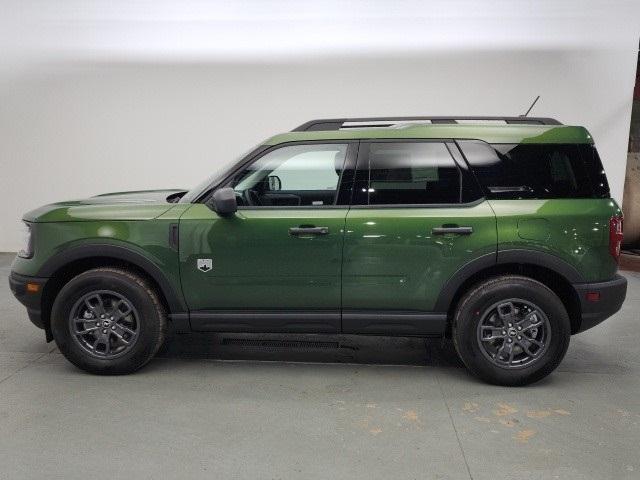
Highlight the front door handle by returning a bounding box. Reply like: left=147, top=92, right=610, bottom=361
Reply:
left=432, top=226, right=473, bottom=235
left=289, top=226, right=329, bottom=236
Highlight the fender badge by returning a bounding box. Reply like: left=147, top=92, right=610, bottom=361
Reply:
left=197, top=258, right=212, bottom=272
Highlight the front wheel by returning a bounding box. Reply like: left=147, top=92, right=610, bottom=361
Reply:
left=453, top=275, right=571, bottom=386
left=51, top=268, right=167, bottom=374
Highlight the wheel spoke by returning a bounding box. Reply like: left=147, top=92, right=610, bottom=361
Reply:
left=496, top=302, right=518, bottom=326
left=507, top=348, right=515, bottom=365
left=84, top=294, right=106, bottom=316
left=111, top=329, right=130, bottom=345
left=518, top=337, right=539, bottom=357
left=518, top=310, right=543, bottom=332
left=523, top=335, right=543, bottom=348
left=116, top=324, right=136, bottom=336
left=75, top=325, right=99, bottom=335
left=480, top=326, right=506, bottom=341
left=111, top=299, right=133, bottom=320
left=103, top=335, right=111, bottom=355
left=496, top=340, right=514, bottom=363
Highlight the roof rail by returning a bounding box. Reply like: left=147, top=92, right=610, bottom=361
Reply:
left=292, top=116, right=562, bottom=131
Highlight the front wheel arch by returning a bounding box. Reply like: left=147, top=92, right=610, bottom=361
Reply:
left=39, top=246, right=185, bottom=338
left=50, top=267, right=168, bottom=374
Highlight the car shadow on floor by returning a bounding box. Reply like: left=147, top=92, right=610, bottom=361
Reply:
left=156, top=332, right=465, bottom=368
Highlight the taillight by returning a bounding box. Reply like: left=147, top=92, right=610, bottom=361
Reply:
left=609, top=215, right=624, bottom=262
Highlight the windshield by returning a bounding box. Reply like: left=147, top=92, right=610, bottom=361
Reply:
left=179, top=145, right=263, bottom=203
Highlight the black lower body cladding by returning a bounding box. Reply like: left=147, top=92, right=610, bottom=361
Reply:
left=572, top=274, right=627, bottom=333
left=9, top=272, right=48, bottom=329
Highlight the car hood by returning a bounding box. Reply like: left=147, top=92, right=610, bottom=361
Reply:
left=23, top=189, right=188, bottom=222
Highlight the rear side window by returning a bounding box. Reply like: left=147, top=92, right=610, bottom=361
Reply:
left=353, top=142, right=462, bottom=205
left=457, top=141, right=610, bottom=199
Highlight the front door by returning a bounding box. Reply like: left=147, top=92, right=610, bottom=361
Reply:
left=341, top=140, right=497, bottom=335
left=179, top=142, right=356, bottom=333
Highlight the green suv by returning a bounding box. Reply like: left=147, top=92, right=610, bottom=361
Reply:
left=9, top=116, right=627, bottom=385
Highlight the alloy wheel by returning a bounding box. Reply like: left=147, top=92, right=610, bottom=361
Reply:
left=476, top=299, right=551, bottom=369
left=68, top=290, right=140, bottom=359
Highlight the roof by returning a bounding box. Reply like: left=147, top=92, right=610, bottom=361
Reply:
left=264, top=123, right=594, bottom=146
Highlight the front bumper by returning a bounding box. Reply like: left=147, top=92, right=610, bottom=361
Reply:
left=573, top=274, right=627, bottom=333
left=9, top=272, right=48, bottom=330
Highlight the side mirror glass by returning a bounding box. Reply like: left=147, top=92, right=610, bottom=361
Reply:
left=267, top=175, right=282, bottom=191
left=208, top=187, right=237, bottom=216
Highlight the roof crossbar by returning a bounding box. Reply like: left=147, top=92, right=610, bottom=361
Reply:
left=292, top=116, right=562, bottom=131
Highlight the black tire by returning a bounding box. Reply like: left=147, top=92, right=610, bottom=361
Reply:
left=452, top=275, right=570, bottom=386
left=51, top=268, right=167, bottom=374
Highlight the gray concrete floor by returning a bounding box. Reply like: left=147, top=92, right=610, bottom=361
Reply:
left=1, top=252, right=639, bottom=480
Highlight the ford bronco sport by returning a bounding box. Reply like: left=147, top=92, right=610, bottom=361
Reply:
left=9, top=116, right=627, bottom=385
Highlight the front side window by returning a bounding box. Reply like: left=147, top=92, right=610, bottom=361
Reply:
left=353, top=142, right=462, bottom=205
left=230, top=143, right=348, bottom=207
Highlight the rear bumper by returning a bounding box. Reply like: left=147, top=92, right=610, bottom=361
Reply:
left=573, top=274, right=627, bottom=333
left=9, top=272, right=48, bottom=330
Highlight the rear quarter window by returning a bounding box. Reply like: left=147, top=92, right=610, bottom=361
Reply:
left=457, top=141, right=610, bottom=199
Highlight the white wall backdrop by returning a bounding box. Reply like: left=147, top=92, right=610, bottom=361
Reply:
left=1, top=1, right=639, bottom=251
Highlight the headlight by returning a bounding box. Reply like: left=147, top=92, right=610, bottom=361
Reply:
left=18, top=222, right=33, bottom=258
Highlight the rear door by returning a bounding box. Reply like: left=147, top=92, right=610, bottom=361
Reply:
left=341, top=140, right=497, bottom=335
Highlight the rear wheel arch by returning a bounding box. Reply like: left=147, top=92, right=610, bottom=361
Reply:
left=438, top=252, right=583, bottom=335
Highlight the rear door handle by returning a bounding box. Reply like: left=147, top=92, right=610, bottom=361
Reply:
left=432, top=226, right=473, bottom=235
left=289, top=226, right=329, bottom=236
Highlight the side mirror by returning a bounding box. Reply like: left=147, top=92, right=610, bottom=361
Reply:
left=267, top=175, right=282, bottom=191
left=208, top=187, right=237, bottom=216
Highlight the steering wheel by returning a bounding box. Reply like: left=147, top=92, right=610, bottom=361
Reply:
left=242, top=188, right=261, bottom=206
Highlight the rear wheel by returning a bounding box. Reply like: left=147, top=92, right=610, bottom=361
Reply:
left=51, top=268, right=167, bottom=374
left=453, top=275, right=571, bottom=386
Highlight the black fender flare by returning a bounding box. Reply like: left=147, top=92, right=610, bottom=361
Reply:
left=38, top=243, right=186, bottom=313
left=434, top=249, right=585, bottom=312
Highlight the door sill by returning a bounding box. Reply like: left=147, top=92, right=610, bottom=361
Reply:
left=189, top=310, right=340, bottom=333
left=342, top=311, right=447, bottom=336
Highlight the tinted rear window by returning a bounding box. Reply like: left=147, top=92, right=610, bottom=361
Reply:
left=457, top=141, right=610, bottom=199
left=353, top=142, right=462, bottom=205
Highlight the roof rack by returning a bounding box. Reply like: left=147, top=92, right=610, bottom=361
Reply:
left=292, top=116, right=562, bottom=132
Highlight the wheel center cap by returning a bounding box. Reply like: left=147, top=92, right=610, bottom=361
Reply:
left=508, top=328, right=517, bottom=337
left=103, top=320, right=110, bottom=327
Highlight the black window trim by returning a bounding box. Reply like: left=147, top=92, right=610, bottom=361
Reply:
left=349, top=138, right=486, bottom=209
left=454, top=139, right=605, bottom=200
left=348, top=197, right=486, bottom=210
left=198, top=140, right=359, bottom=209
